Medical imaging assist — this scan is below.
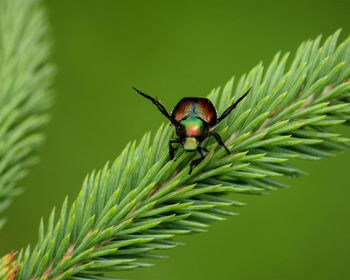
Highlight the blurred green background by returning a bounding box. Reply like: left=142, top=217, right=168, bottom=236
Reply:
left=1, top=0, right=350, bottom=279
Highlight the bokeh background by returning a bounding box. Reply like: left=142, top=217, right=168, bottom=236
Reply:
left=1, top=0, right=350, bottom=279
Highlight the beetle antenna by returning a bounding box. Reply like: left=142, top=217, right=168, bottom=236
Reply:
left=217, top=87, right=252, bottom=123
left=132, top=87, right=172, bottom=121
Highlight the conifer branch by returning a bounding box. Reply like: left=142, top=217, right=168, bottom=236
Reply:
left=4, top=31, right=350, bottom=280
left=0, top=0, right=54, bottom=228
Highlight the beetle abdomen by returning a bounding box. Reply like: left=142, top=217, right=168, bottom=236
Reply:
left=171, top=97, right=217, bottom=125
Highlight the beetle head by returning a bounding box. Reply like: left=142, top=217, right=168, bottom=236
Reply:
left=183, top=137, right=198, bottom=151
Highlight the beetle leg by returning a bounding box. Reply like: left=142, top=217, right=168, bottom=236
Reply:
left=169, top=138, right=181, bottom=160
left=217, top=87, right=252, bottom=123
left=132, top=87, right=173, bottom=122
left=189, top=146, right=206, bottom=174
left=210, top=131, right=230, bottom=155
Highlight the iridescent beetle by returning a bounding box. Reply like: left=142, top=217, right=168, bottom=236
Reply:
left=133, top=87, right=251, bottom=174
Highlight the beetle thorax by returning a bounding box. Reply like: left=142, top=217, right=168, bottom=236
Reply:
left=180, top=117, right=203, bottom=137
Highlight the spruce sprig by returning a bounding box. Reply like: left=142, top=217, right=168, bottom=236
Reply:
left=10, top=31, right=350, bottom=280
left=0, top=0, right=54, bottom=229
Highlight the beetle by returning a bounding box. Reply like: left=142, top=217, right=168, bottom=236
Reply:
left=132, top=87, right=251, bottom=174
